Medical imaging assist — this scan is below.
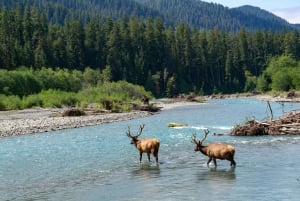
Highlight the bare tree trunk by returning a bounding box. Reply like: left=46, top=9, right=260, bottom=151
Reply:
left=267, top=101, right=273, bottom=121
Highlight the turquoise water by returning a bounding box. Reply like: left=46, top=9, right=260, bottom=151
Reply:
left=1, top=98, right=300, bottom=201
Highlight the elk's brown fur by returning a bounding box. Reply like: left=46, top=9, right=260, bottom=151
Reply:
left=126, top=124, right=160, bottom=163
left=192, top=129, right=236, bottom=167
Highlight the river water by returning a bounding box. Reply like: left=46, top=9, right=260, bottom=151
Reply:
left=1, top=98, right=300, bottom=201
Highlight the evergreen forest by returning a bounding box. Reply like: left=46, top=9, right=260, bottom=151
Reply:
left=0, top=4, right=300, bottom=110
left=1, top=0, right=298, bottom=31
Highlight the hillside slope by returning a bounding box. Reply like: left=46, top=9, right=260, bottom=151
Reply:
left=0, top=0, right=296, bottom=31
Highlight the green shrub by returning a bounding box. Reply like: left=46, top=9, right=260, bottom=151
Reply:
left=22, top=94, right=43, bottom=108
left=0, top=95, right=5, bottom=110
left=0, top=95, right=22, bottom=110
left=0, top=69, right=152, bottom=111
left=0, top=69, right=42, bottom=96
left=290, top=68, right=300, bottom=90
left=38, top=89, right=78, bottom=108
left=260, top=55, right=299, bottom=92
left=271, top=71, right=292, bottom=91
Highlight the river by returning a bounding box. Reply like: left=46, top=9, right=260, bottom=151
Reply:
left=1, top=98, right=300, bottom=201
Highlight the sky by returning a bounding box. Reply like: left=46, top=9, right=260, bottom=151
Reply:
left=208, top=0, right=300, bottom=24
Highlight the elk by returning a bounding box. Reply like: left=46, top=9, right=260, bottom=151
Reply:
left=191, top=129, right=236, bottom=167
left=126, top=124, right=160, bottom=163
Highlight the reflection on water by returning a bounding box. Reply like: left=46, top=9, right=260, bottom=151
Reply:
left=197, top=167, right=236, bottom=182
left=131, top=163, right=161, bottom=179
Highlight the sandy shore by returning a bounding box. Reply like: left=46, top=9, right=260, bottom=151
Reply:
left=0, top=101, right=201, bottom=138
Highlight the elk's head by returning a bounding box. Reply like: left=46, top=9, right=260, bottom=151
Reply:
left=126, top=124, right=145, bottom=145
left=191, top=129, right=209, bottom=151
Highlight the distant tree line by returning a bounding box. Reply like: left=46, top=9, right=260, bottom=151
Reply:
left=0, top=7, right=300, bottom=97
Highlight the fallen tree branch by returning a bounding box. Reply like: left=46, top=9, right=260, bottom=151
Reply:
left=230, top=111, right=300, bottom=136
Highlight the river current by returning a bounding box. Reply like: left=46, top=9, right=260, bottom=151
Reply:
left=1, top=98, right=300, bottom=201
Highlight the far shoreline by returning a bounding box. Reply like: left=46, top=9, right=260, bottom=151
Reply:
left=1, top=93, right=300, bottom=138
left=0, top=100, right=202, bottom=138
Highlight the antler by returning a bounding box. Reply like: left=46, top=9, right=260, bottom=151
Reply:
left=136, top=124, right=145, bottom=137
left=126, top=126, right=132, bottom=138
left=126, top=124, right=145, bottom=138
left=191, top=132, right=198, bottom=144
left=200, top=129, right=210, bottom=143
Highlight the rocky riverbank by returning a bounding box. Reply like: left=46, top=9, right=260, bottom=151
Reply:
left=0, top=100, right=201, bottom=138
left=0, top=108, right=152, bottom=137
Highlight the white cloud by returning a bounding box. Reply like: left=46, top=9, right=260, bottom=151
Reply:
left=272, top=6, right=300, bottom=24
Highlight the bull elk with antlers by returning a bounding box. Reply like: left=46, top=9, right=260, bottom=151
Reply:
left=126, top=124, right=160, bottom=163
left=192, top=129, right=236, bottom=167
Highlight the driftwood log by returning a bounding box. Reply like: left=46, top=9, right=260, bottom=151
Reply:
left=230, top=111, right=300, bottom=136
left=62, top=108, right=86, bottom=117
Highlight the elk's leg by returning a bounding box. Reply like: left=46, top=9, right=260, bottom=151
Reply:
left=207, top=158, right=212, bottom=166
left=147, top=153, right=151, bottom=162
left=153, top=153, right=158, bottom=164
left=230, top=159, right=236, bottom=167
left=139, top=152, right=143, bottom=162
left=213, top=159, right=217, bottom=166
left=228, top=155, right=236, bottom=167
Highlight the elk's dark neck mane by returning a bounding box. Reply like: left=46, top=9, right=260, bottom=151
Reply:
left=200, top=145, right=209, bottom=156
left=134, top=140, right=141, bottom=148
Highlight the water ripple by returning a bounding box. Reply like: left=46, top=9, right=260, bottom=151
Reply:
left=1, top=98, right=300, bottom=201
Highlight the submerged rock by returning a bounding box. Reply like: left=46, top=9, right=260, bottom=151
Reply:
left=168, top=122, right=188, bottom=127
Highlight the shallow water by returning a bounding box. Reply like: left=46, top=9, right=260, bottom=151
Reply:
left=1, top=98, right=300, bottom=201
